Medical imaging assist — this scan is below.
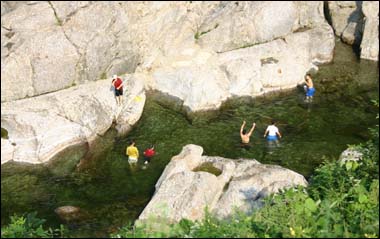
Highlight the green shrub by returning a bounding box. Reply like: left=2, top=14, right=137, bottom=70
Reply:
left=1, top=212, right=65, bottom=238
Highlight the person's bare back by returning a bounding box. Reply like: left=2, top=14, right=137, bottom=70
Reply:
left=241, top=134, right=249, bottom=143
left=240, top=121, right=256, bottom=144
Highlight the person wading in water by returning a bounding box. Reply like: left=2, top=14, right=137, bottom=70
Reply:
left=240, top=120, right=256, bottom=149
left=264, top=120, right=282, bottom=148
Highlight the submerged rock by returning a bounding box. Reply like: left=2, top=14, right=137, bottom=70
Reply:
left=137, top=144, right=307, bottom=224
left=54, top=206, right=82, bottom=222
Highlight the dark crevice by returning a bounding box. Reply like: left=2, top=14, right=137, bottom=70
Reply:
left=193, top=162, right=222, bottom=176
left=323, top=1, right=364, bottom=59
left=1, top=25, right=12, bottom=31
left=4, top=42, right=14, bottom=51
left=47, top=1, right=63, bottom=26
left=323, top=1, right=333, bottom=27
left=217, top=33, right=291, bottom=54
left=222, top=178, right=232, bottom=193
left=350, top=1, right=364, bottom=58
left=5, top=31, right=15, bottom=39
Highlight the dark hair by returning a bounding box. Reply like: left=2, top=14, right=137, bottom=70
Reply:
left=242, top=129, right=246, bottom=134
left=112, top=79, right=116, bottom=83
left=271, top=120, right=275, bottom=125
left=129, top=140, right=135, bottom=145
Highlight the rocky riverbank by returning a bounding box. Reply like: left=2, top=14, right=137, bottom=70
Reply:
left=1, top=76, right=145, bottom=164
left=1, top=1, right=378, bottom=165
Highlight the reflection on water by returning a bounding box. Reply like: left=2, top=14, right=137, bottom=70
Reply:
left=1, top=40, right=379, bottom=237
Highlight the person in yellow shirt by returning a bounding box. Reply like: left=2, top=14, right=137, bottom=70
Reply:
left=126, top=140, right=139, bottom=164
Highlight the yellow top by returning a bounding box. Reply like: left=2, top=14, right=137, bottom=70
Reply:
left=126, top=146, right=139, bottom=158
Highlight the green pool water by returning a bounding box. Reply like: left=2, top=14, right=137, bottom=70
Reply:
left=1, top=40, right=379, bottom=237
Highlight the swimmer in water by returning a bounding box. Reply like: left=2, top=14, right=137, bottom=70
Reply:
left=240, top=120, right=256, bottom=149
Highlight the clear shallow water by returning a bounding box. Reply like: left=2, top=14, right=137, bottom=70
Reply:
left=1, top=40, right=379, bottom=237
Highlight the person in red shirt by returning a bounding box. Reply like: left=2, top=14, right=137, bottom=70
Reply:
left=143, top=145, right=156, bottom=164
left=111, top=74, right=124, bottom=106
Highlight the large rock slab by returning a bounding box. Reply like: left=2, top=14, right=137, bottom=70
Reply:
left=220, top=24, right=334, bottom=95
left=1, top=1, right=336, bottom=103
left=138, top=1, right=334, bottom=113
left=0, top=1, right=217, bottom=102
left=308, top=22, right=336, bottom=64
left=1, top=1, right=80, bottom=102
left=360, top=1, right=379, bottom=61
left=296, top=1, right=326, bottom=28
left=197, top=1, right=298, bottom=53
left=0, top=2, right=138, bottom=102
left=144, top=23, right=334, bottom=113
left=146, top=48, right=230, bottom=112
left=1, top=1, right=29, bottom=16
left=138, top=144, right=308, bottom=224
left=213, top=160, right=307, bottom=219
left=196, top=1, right=329, bottom=53
left=1, top=75, right=145, bottom=164
left=327, top=1, right=364, bottom=45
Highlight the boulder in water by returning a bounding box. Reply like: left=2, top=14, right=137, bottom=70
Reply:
left=54, top=206, right=82, bottom=222
left=137, top=144, right=308, bottom=224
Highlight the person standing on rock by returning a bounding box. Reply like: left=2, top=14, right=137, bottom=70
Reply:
left=304, top=74, right=315, bottom=102
left=240, top=120, right=256, bottom=149
left=264, top=120, right=282, bottom=144
left=112, top=74, right=124, bottom=106
left=126, top=140, right=139, bottom=164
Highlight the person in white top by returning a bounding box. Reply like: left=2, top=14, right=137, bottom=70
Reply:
left=263, top=120, right=282, bottom=141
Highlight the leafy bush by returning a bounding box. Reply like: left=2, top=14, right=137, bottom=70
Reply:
left=1, top=212, right=65, bottom=238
